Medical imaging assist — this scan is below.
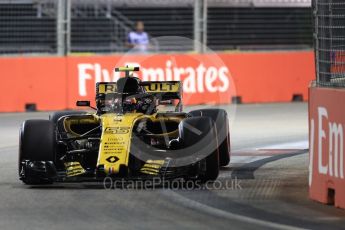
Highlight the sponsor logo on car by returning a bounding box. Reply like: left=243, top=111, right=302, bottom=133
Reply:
left=104, top=127, right=130, bottom=134
left=106, top=156, right=119, bottom=163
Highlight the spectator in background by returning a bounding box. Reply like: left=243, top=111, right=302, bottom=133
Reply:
left=126, top=21, right=150, bottom=53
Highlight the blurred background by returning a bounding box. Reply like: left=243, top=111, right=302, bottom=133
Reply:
left=0, top=0, right=312, bottom=55
left=0, top=0, right=315, bottom=113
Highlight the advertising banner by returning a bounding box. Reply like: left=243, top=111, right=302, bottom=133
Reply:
left=0, top=51, right=315, bottom=112
left=309, top=87, right=345, bottom=208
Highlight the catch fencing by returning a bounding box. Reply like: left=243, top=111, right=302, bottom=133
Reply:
left=314, top=0, right=345, bottom=87
left=0, top=0, right=312, bottom=55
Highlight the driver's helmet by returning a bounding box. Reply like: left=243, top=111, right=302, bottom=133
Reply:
left=116, top=77, right=143, bottom=113
left=116, top=76, right=142, bottom=95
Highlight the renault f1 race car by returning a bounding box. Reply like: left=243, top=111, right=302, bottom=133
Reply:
left=19, top=67, right=231, bottom=185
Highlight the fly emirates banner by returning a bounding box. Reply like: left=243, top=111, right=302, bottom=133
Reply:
left=69, top=54, right=234, bottom=107
left=0, top=51, right=314, bottom=111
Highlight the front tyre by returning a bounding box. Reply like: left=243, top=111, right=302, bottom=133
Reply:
left=19, top=120, right=56, bottom=185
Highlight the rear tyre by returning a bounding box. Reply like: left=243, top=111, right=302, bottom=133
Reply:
left=19, top=120, right=56, bottom=185
left=189, top=109, right=231, bottom=167
left=179, top=117, right=219, bottom=181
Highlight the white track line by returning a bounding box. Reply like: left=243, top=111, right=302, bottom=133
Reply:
left=231, top=141, right=309, bottom=165
left=256, top=140, right=309, bottom=150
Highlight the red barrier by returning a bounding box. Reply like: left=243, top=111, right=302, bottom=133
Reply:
left=309, top=87, right=345, bottom=208
left=0, top=51, right=315, bottom=112
left=219, top=52, right=315, bottom=103
left=0, top=57, right=67, bottom=112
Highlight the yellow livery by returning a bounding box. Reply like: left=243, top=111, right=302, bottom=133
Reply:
left=19, top=66, right=231, bottom=184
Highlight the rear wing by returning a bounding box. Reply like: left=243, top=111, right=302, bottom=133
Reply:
left=96, top=82, right=117, bottom=96
left=140, top=81, right=182, bottom=101
left=95, top=81, right=183, bottom=112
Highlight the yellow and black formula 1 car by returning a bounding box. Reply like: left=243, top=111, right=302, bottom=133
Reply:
left=19, top=67, right=231, bottom=185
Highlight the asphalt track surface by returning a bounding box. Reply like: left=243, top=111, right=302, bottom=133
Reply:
left=1, top=103, right=345, bottom=230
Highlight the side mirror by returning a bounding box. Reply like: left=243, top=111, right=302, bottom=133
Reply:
left=160, top=100, right=173, bottom=105
left=76, top=100, right=90, bottom=107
